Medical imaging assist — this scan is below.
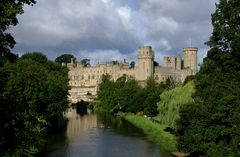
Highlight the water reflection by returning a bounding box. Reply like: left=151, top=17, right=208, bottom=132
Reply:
left=44, top=109, right=171, bottom=157
left=65, top=109, right=97, bottom=140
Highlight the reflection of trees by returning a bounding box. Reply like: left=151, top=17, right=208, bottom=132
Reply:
left=65, top=109, right=97, bottom=140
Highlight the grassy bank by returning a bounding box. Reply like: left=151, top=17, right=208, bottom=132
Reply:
left=124, top=113, right=177, bottom=152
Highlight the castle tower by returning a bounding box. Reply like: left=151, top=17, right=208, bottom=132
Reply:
left=183, top=47, right=198, bottom=73
left=137, top=46, right=154, bottom=81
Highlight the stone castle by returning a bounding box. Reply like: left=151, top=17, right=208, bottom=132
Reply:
left=67, top=46, right=198, bottom=103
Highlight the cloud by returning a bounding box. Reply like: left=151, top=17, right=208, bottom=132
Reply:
left=10, top=0, right=218, bottom=64
left=77, top=49, right=136, bottom=65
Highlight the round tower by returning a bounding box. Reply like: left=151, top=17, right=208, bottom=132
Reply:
left=183, top=47, right=198, bottom=73
left=137, top=46, right=154, bottom=81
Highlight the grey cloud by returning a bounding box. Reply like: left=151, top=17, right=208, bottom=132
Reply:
left=11, top=0, right=218, bottom=63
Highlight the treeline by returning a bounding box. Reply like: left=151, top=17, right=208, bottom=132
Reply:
left=96, top=74, right=172, bottom=116
left=175, top=0, right=240, bottom=156
left=0, top=52, right=69, bottom=156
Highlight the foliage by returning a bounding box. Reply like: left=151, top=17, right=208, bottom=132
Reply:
left=165, top=76, right=176, bottom=89
left=143, top=77, right=164, bottom=117
left=116, top=76, right=145, bottom=113
left=176, top=0, right=240, bottom=156
left=124, top=113, right=177, bottom=152
left=0, top=52, right=69, bottom=156
left=96, top=75, right=165, bottom=116
left=183, top=75, right=195, bottom=85
left=55, top=54, right=76, bottom=64
left=129, top=61, right=135, bottom=69
left=0, top=0, right=36, bottom=57
left=80, top=58, right=90, bottom=67
left=96, top=74, right=116, bottom=111
left=21, top=52, right=48, bottom=64
left=156, top=81, right=195, bottom=128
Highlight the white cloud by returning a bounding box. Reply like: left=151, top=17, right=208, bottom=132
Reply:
left=11, top=0, right=217, bottom=63
left=151, top=17, right=179, bottom=34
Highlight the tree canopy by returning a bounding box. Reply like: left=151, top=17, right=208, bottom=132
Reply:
left=0, top=0, right=36, bottom=57
left=176, top=0, right=240, bottom=156
left=96, top=75, right=165, bottom=116
left=80, top=58, right=91, bottom=67
left=55, top=54, right=76, bottom=64
left=0, top=52, right=69, bottom=156
left=129, top=61, right=135, bottom=69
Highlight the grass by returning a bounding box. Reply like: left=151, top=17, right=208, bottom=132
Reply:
left=124, top=113, right=177, bottom=152
left=123, top=81, right=196, bottom=152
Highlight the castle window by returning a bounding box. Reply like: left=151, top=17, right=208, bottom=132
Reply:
left=92, top=75, right=95, bottom=79
left=82, top=75, right=84, bottom=79
left=88, top=75, right=90, bottom=80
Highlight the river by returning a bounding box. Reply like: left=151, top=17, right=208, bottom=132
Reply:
left=42, top=109, right=171, bottom=157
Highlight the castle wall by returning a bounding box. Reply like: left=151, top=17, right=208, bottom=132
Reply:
left=163, top=55, right=181, bottom=70
left=67, top=46, right=198, bottom=103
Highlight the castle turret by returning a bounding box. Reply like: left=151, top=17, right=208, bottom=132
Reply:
left=137, top=46, right=154, bottom=80
left=163, top=55, right=182, bottom=70
left=183, top=47, right=197, bottom=74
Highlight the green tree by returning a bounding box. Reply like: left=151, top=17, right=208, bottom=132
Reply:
left=80, top=58, right=90, bottom=67
left=21, top=52, right=48, bottom=64
left=143, top=78, right=164, bottom=117
left=176, top=0, right=240, bottom=156
left=129, top=61, right=135, bottom=69
left=115, top=76, right=145, bottom=113
left=97, top=74, right=116, bottom=111
left=0, top=0, right=36, bottom=57
left=55, top=54, right=76, bottom=64
left=165, top=76, right=176, bottom=90
left=0, top=52, right=69, bottom=156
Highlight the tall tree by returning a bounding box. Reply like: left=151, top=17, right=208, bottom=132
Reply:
left=129, top=61, right=135, bottom=69
left=0, top=52, right=69, bottom=156
left=55, top=54, right=76, bottom=64
left=143, top=78, right=164, bottom=117
left=176, top=0, right=240, bottom=156
left=80, top=58, right=90, bottom=67
left=0, top=0, right=36, bottom=57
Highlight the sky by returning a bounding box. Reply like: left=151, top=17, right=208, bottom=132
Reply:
left=10, top=0, right=218, bottom=65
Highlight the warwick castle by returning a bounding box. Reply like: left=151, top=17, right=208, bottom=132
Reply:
left=66, top=46, right=197, bottom=103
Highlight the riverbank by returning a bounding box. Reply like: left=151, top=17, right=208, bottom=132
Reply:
left=123, top=113, right=177, bottom=152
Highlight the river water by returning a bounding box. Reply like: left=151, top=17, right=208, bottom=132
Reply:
left=43, top=109, right=171, bottom=157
